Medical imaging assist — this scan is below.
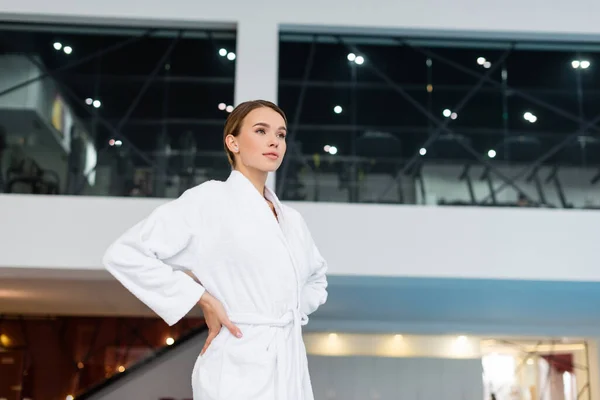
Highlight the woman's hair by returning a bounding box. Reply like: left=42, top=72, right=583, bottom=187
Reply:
left=223, top=100, right=288, bottom=167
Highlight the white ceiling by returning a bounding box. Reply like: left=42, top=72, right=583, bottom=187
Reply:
left=0, top=277, right=161, bottom=317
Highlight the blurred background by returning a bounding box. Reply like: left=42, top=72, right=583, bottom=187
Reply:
left=1, top=4, right=600, bottom=400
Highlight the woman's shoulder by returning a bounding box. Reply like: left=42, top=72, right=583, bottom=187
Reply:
left=171, top=180, right=230, bottom=224
left=181, top=179, right=228, bottom=203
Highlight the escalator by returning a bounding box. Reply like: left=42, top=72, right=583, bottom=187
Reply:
left=0, top=315, right=207, bottom=400
left=77, top=324, right=208, bottom=400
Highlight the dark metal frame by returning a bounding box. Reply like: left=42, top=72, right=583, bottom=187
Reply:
left=459, top=164, right=476, bottom=204
left=526, top=167, right=547, bottom=205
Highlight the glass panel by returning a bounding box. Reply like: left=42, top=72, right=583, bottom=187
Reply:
left=277, top=35, right=600, bottom=209
left=0, top=22, right=235, bottom=199
left=2, top=25, right=600, bottom=210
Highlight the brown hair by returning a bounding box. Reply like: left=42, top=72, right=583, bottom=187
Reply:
left=223, top=100, right=288, bottom=167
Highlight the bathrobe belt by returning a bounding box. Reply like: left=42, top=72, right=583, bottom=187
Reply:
left=229, top=309, right=309, bottom=400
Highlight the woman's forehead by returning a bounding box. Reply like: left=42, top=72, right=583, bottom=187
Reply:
left=244, top=107, right=286, bottom=126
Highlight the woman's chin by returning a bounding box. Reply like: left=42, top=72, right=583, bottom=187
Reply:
left=261, top=166, right=280, bottom=173
left=246, top=163, right=281, bottom=174
left=259, top=161, right=283, bottom=173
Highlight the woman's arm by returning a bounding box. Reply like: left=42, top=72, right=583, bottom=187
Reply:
left=299, top=217, right=328, bottom=316
left=301, top=252, right=328, bottom=316
left=103, top=192, right=205, bottom=326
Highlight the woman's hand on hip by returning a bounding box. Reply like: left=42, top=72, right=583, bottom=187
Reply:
left=198, top=291, right=242, bottom=355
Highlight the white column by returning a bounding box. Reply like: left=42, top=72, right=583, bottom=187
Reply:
left=587, top=341, right=600, bottom=400
left=234, top=19, right=279, bottom=192
left=572, top=348, right=588, bottom=400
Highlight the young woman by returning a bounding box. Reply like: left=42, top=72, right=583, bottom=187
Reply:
left=102, top=100, right=328, bottom=400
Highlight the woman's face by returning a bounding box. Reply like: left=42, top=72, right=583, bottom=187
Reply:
left=227, top=107, right=287, bottom=173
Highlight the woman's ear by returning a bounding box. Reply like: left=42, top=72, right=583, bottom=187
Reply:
left=225, top=134, right=239, bottom=153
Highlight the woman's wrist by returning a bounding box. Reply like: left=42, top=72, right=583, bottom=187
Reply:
left=199, top=291, right=211, bottom=308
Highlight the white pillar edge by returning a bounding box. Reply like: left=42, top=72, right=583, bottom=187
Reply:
left=234, top=19, right=280, bottom=193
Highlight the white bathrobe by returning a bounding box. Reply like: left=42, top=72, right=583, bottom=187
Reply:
left=102, top=170, right=328, bottom=400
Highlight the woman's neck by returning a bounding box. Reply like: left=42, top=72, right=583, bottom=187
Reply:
left=235, top=166, right=268, bottom=196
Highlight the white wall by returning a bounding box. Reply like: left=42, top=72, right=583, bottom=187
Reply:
left=2, top=0, right=600, bottom=41
left=0, top=55, right=40, bottom=110
left=304, top=333, right=482, bottom=359
left=309, top=356, right=483, bottom=400
left=1, top=194, right=600, bottom=282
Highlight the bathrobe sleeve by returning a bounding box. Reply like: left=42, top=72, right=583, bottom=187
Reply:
left=102, top=190, right=206, bottom=326
left=299, top=216, right=329, bottom=316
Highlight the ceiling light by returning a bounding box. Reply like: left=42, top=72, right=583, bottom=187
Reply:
left=523, top=112, right=537, bottom=123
